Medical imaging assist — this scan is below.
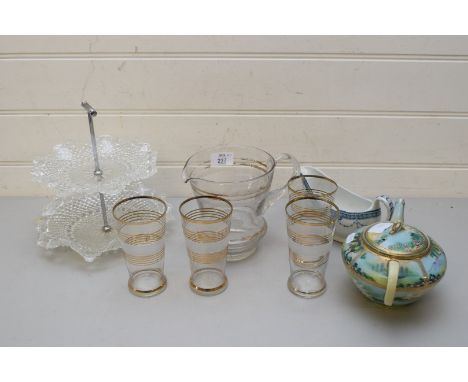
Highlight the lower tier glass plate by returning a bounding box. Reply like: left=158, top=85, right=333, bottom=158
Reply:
left=37, top=190, right=138, bottom=262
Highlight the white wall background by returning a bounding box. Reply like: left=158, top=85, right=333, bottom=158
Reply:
left=1, top=35, right=467, bottom=197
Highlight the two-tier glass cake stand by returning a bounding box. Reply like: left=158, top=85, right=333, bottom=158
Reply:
left=32, top=102, right=158, bottom=262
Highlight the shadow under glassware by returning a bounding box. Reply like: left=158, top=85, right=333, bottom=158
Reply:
left=112, top=196, right=167, bottom=297
left=182, top=145, right=300, bottom=262
left=287, top=174, right=338, bottom=202
left=179, top=196, right=233, bottom=296
left=285, top=196, right=339, bottom=298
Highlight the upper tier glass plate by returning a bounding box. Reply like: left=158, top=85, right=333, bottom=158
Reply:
left=32, top=135, right=157, bottom=197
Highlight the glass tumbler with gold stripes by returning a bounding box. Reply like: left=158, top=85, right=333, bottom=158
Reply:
left=287, top=174, right=338, bottom=201
left=179, top=196, right=233, bottom=296
left=285, top=196, right=339, bottom=298
left=112, top=196, right=168, bottom=297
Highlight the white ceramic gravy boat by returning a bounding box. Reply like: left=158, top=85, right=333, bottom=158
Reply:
left=300, top=166, right=394, bottom=242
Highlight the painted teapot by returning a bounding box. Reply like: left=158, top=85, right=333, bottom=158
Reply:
left=341, top=199, right=447, bottom=306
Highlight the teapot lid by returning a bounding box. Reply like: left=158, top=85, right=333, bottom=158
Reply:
left=361, top=199, right=431, bottom=260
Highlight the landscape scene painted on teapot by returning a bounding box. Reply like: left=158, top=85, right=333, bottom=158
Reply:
left=342, top=228, right=447, bottom=305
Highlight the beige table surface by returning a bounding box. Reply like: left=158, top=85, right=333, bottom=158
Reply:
left=0, top=197, right=465, bottom=346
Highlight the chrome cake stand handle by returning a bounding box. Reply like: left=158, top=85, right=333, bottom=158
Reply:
left=81, top=101, right=111, bottom=233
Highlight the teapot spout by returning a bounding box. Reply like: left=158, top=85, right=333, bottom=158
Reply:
left=391, top=198, right=405, bottom=223
left=390, top=198, right=405, bottom=233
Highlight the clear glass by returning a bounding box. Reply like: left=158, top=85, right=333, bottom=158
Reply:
left=182, top=145, right=300, bottom=262
left=288, top=175, right=338, bottom=201
left=179, top=196, right=232, bottom=296
left=113, top=196, right=167, bottom=297
left=285, top=196, right=339, bottom=298
left=37, top=190, right=140, bottom=262
left=288, top=260, right=329, bottom=298
left=32, top=135, right=157, bottom=197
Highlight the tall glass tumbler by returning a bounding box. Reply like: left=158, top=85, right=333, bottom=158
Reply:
left=288, top=175, right=338, bottom=201
left=112, top=196, right=167, bottom=297
left=285, top=196, right=339, bottom=298
left=179, top=196, right=233, bottom=296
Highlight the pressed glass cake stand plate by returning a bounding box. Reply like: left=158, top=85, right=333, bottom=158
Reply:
left=32, top=135, right=157, bottom=197
left=37, top=190, right=141, bottom=262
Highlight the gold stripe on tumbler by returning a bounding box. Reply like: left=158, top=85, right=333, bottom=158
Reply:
left=117, top=210, right=164, bottom=224
left=112, top=196, right=167, bottom=226
left=182, top=226, right=229, bottom=243
left=183, top=208, right=230, bottom=222
left=287, top=175, right=338, bottom=196
left=288, top=210, right=336, bottom=228
left=287, top=228, right=332, bottom=246
left=179, top=196, right=233, bottom=224
left=285, top=197, right=339, bottom=227
left=289, top=189, right=335, bottom=202
left=119, top=225, right=166, bottom=245
left=126, top=247, right=165, bottom=266
left=188, top=249, right=227, bottom=264
left=290, top=249, right=327, bottom=268
left=289, top=202, right=334, bottom=216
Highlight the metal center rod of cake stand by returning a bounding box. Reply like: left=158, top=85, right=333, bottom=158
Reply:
left=81, top=101, right=112, bottom=233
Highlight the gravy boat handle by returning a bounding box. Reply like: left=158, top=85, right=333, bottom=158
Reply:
left=259, top=153, right=301, bottom=214
left=374, top=195, right=395, bottom=221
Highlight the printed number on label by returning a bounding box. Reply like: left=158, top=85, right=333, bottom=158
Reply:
left=211, top=152, right=234, bottom=166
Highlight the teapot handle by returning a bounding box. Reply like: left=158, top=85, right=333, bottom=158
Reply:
left=384, top=260, right=400, bottom=306
left=259, top=153, right=301, bottom=214
left=375, top=195, right=394, bottom=221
